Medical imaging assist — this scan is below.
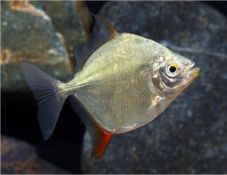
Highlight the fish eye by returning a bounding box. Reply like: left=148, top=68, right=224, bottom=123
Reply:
left=166, top=63, right=179, bottom=77
left=169, top=65, right=176, bottom=73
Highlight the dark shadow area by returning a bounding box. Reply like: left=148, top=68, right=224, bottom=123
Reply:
left=2, top=93, right=85, bottom=173
left=205, top=1, right=227, bottom=17
left=85, top=1, right=106, bottom=15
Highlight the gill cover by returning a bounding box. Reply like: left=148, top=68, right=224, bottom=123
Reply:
left=151, top=54, right=198, bottom=94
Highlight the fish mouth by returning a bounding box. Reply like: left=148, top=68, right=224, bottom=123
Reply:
left=187, top=64, right=200, bottom=80
left=183, top=61, right=199, bottom=80
left=178, top=63, right=199, bottom=91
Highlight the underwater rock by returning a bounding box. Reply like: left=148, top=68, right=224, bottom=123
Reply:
left=1, top=1, right=72, bottom=92
left=1, top=135, right=69, bottom=174
left=32, top=1, right=91, bottom=60
left=82, top=2, right=227, bottom=173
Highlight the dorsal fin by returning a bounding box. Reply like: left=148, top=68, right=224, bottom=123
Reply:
left=73, top=15, right=118, bottom=71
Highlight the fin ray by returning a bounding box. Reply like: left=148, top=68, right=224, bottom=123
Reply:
left=92, top=128, right=112, bottom=159
left=21, top=63, right=67, bottom=140
left=69, top=95, right=112, bottom=159
left=73, top=15, right=118, bottom=71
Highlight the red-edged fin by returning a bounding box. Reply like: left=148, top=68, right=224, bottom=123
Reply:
left=93, top=127, right=113, bottom=159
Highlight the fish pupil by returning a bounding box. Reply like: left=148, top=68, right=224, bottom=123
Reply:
left=169, top=66, right=176, bottom=73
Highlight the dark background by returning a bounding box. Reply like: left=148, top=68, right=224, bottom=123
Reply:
left=1, top=1, right=227, bottom=174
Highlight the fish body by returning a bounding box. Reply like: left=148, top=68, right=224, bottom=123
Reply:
left=65, top=33, right=179, bottom=133
left=22, top=17, right=199, bottom=158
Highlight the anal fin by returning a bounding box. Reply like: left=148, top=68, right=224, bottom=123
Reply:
left=68, top=95, right=113, bottom=159
left=93, top=128, right=112, bottom=159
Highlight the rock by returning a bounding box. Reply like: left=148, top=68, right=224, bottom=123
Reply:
left=32, top=1, right=91, bottom=60
left=1, top=135, right=69, bottom=174
left=1, top=1, right=73, bottom=92
left=82, top=2, right=227, bottom=173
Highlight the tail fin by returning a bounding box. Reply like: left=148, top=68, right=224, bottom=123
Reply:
left=21, top=63, right=67, bottom=140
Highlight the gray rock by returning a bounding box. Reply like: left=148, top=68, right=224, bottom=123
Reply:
left=32, top=1, right=91, bottom=59
left=1, top=1, right=73, bottom=92
left=1, top=135, right=69, bottom=174
left=82, top=2, right=227, bottom=174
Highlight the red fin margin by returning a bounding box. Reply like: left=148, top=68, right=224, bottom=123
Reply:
left=92, top=128, right=113, bottom=159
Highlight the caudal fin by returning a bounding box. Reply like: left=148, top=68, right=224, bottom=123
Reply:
left=21, top=63, right=67, bottom=140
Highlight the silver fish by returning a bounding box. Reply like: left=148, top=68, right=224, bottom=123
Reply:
left=22, top=16, right=199, bottom=158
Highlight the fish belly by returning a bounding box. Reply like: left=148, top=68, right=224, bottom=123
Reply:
left=75, top=70, right=157, bottom=134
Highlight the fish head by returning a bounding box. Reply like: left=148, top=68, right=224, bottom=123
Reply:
left=150, top=51, right=199, bottom=98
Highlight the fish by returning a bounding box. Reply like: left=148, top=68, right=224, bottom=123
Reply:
left=21, top=16, right=199, bottom=159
